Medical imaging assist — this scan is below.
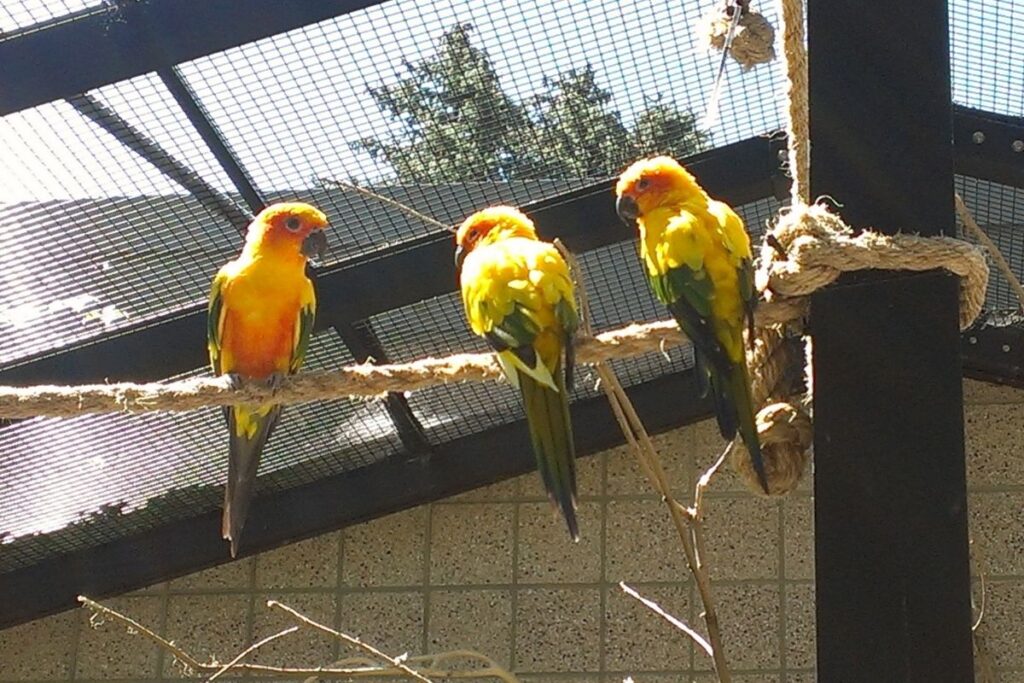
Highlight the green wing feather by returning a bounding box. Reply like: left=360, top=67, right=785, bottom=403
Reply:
left=207, top=269, right=228, bottom=376
left=484, top=298, right=579, bottom=541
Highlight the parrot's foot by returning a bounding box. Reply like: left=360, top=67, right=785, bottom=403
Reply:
left=264, top=371, right=287, bottom=395
left=224, top=373, right=245, bottom=391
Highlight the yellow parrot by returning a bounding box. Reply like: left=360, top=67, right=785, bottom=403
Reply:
left=455, top=206, right=581, bottom=540
left=615, top=156, right=768, bottom=492
left=207, top=202, right=329, bottom=556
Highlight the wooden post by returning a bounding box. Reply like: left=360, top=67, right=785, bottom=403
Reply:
left=807, top=0, right=975, bottom=680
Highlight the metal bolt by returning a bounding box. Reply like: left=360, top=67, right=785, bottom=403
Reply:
left=969, top=336, right=978, bottom=345
left=1002, top=344, right=1011, bottom=353
left=777, top=149, right=787, bottom=162
left=972, top=131, right=986, bottom=144
left=1013, top=139, right=1024, bottom=153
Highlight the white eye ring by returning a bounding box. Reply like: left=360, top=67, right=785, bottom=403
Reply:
left=285, top=217, right=301, bottom=231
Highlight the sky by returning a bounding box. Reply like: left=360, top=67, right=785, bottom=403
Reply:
left=0, top=0, right=1021, bottom=540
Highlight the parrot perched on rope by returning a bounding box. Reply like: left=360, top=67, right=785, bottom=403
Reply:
left=207, top=202, right=329, bottom=556
left=615, top=156, right=768, bottom=493
left=455, top=206, right=581, bottom=540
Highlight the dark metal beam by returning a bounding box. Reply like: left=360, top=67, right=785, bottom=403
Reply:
left=157, top=67, right=265, bottom=214
left=953, top=105, right=1024, bottom=189
left=0, top=135, right=779, bottom=385
left=0, top=368, right=711, bottom=630
left=807, top=0, right=974, bottom=680
left=333, top=321, right=434, bottom=456
left=68, top=92, right=253, bottom=231
left=0, top=0, right=389, bottom=116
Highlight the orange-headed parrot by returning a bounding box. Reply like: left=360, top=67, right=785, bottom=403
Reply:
left=207, top=202, right=328, bottom=556
left=455, top=206, right=581, bottom=539
left=615, top=156, right=768, bottom=492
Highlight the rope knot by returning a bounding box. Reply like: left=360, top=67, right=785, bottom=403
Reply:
left=731, top=401, right=813, bottom=496
left=697, top=2, right=777, bottom=70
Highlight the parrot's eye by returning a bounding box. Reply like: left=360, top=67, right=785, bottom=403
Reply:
left=285, top=217, right=301, bottom=231
left=636, top=178, right=650, bottom=191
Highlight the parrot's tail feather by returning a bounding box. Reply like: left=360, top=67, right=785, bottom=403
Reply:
left=520, top=367, right=579, bottom=541
left=694, top=350, right=713, bottom=400
left=223, top=405, right=281, bottom=557
left=730, top=363, right=769, bottom=494
left=708, top=364, right=739, bottom=441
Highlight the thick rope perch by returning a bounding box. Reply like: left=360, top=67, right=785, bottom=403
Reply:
left=0, top=230, right=986, bottom=420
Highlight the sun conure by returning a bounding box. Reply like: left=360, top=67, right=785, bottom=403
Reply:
left=207, top=202, right=329, bottom=556
left=455, top=206, right=581, bottom=540
left=615, top=156, right=768, bottom=492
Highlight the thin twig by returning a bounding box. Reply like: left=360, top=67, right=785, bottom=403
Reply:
left=81, top=595, right=515, bottom=680
left=80, top=595, right=206, bottom=672
left=554, top=240, right=732, bottom=682
left=207, top=626, right=299, bottom=682
left=620, top=582, right=714, bottom=658
left=956, top=193, right=1024, bottom=314
left=318, top=177, right=454, bottom=233
left=267, top=600, right=433, bottom=683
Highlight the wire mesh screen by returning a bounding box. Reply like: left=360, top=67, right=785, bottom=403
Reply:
left=0, top=72, right=246, bottom=365
left=0, top=0, right=101, bottom=35
left=175, top=0, right=785, bottom=256
left=957, top=176, right=1024, bottom=314
left=949, top=0, right=1024, bottom=117
left=0, top=330, right=402, bottom=573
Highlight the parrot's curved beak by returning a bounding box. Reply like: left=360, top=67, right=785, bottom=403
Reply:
left=454, top=244, right=466, bottom=272
left=616, top=194, right=639, bottom=228
left=301, top=229, right=328, bottom=262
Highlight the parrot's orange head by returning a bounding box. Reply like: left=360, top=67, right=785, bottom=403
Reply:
left=615, top=156, right=704, bottom=229
left=454, top=205, right=537, bottom=270
left=248, top=202, right=329, bottom=262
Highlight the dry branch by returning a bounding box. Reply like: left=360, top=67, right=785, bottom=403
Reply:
left=78, top=596, right=518, bottom=681
left=556, top=240, right=733, bottom=682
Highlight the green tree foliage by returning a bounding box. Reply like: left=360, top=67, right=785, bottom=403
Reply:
left=351, top=24, right=707, bottom=182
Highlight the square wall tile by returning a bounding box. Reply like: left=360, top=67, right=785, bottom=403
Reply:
left=969, top=492, right=1024, bottom=575
left=963, top=378, right=1024, bottom=404
left=692, top=419, right=748, bottom=493
left=605, top=499, right=690, bottom=583
left=0, top=611, right=76, bottom=680
left=514, top=588, right=601, bottom=673
left=689, top=675, right=780, bottom=682
left=427, top=590, right=513, bottom=667
left=976, top=580, right=1024, bottom=668
left=343, top=507, right=427, bottom=587
left=447, top=477, right=521, bottom=502
left=520, top=452, right=604, bottom=501
left=430, top=503, right=514, bottom=585
left=694, top=583, right=780, bottom=671
left=77, top=596, right=162, bottom=679
left=168, top=557, right=253, bottom=592
left=606, top=429, right=691, bottom=497
left=783, top=496, right=815, bottom=581
left=163, top=594, right=251, bottom=678
left=700, top=496, right=780, bottom=580
left=517, top=501, right=602, bottom=583
left=339, top=591, right=424, bottom=659
left=604, top=583, right=693, bottom=673
left=255, top=532, right=340, bottom=589
left=250, top=592, right=336, bottom=666
left=965, top=404, right=1024, bottom=487
left=785, top=583, right=816, bottom=670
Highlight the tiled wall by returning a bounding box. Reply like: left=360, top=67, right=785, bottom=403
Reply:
left=1, top=379, right=1022, bottom=682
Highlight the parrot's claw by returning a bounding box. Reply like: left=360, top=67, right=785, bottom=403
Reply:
left=264, top=372, right=287, bottom=395
left=225, top=373, right=245, bottom=391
